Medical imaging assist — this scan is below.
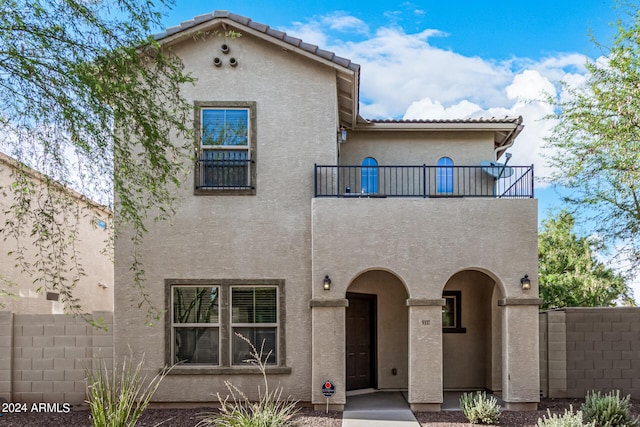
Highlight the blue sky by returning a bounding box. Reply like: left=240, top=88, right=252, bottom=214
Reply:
left=159, top=1, right=622, bottom=219
left=162, top=1, right=619, bottom=60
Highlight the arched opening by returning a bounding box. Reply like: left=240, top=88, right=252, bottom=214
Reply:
left=345, top=269, right=408, bottom=391
left=442, top=270, right=503, bottom=392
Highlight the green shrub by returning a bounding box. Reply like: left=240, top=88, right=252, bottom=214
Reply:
left=581, top=390, right=639, bottom=427
left=85, top=354, right=171, bottom=427
left=537, top=406, right=594, bottom=427
left=459, top=391, right=501, bottom=425
left=197, top=334, right=299, bottom=427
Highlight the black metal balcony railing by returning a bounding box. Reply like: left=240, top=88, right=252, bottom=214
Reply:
left=314, top=164, right=534, bottom=198
left=195, top=158, right=253, bottom=189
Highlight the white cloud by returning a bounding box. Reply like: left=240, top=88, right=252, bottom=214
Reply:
left=323, top=12, right=369, bottom=34
left=283, top=12, right=591, bottom=185
left=506, top=70, right=555, bottom=103
left=404, top=99, right=482, bottom=120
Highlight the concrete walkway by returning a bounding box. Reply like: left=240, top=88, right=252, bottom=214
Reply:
left=342, top=391, right=420, bottom=427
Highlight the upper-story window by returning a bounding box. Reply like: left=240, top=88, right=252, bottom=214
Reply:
left=194, top=101, right=257, bottom=195
left=361, top=157, right=378, bottom=194
left=437, top=157, right=454, bottom=193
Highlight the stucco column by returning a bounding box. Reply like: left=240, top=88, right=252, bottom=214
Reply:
left=500, top=299, right=542, bottom=410
left=309, top=299, right=348, bottom=411
left=407, top=299, right=444, bottom=412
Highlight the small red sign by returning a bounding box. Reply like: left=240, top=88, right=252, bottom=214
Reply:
left=321, top=380, right=335, bottom=397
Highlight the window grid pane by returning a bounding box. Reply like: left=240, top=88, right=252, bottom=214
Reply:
left=173, top=287, right=219, bottom=324
left=232, top=327, right=277, bottom=365
left=202, top=109, right=248, bottom=147
left=231, top=287, right=277, bottom=324
left=174, top=327, right=219, bottom=365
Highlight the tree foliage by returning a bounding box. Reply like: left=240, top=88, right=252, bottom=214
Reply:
left=539, top=210, right=635, bottom=309
left=0, top=0, right=195, bottom=323
left=545, top=4, right=640, bottom=273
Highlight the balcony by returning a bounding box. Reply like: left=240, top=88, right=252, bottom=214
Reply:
left=314, top=164, right=534, bottom=198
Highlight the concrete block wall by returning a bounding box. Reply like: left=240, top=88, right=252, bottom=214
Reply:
left=0, top=311, right=113, bottom=404
left=0, top=311, right=13, bottom=402
left=541, top=308, right=640, bottom=399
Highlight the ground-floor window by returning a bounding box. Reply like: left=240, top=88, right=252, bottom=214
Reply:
left=231, top=286, right=278, bottom=365
left=172, top=286, right=220, bottom=364
left=166, top=279, right=284, bottom=368
left=442, top=290, right=466, bottom=333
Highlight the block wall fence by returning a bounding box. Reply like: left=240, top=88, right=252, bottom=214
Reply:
left=0, top=311, right=113, bottom=405
left=540, top=307, right=640, bottom=399
left=1, top=308, right=639, bottom=404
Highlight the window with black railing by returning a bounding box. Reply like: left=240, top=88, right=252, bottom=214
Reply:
left=314, top=164, right=534, bottom=198
left=194, top=101, right=256, bottom=194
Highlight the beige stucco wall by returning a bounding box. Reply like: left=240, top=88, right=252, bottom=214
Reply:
left=311, top=197, right=539, bottom=406
left=114, top=29, right=339, bottom=402
left=340, top=130, right=496, bottom=165
left=0, top=157, right=113, bottom=314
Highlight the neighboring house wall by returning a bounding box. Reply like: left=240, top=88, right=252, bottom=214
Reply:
left=0, top=153, right=113, bottom=314
left=540, top=308, right=640, bottom=399
left=0, top=311, right=113, bottom=404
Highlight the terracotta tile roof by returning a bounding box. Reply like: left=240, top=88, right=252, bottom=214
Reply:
left=367, top=116, right=523, bottom=125
left=154, top=10, right=360, bottom=73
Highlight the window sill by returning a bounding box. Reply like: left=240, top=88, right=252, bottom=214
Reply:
left=194, top=188, right=256, bottom=196
left=443, top=327, right=467, bottom=334
left=167, top=366, right=292, bottom=375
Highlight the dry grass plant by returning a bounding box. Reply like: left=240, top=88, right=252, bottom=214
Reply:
left=85, top=354, right=172, bottom=427
left=197, top=334, right=299, bottom=427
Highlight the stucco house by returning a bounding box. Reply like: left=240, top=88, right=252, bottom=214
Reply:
left=0, top=152, right=113, bottom=314
left=114, top=11, right=540, bottom=411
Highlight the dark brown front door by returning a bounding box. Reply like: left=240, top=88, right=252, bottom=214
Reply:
left=346, top=292, right=376, bottom=390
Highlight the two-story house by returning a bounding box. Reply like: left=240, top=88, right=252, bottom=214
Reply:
left=114, top=11, right=540, bottom=411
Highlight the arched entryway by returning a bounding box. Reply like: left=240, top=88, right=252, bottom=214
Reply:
left=346, top=270, right=408, bottom=391
left=442, top=269, right=504, bottom=392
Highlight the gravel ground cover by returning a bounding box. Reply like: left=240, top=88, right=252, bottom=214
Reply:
left=2, top=398, right=639, bottom=426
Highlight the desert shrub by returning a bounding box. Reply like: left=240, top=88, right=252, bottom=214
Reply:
left=581, top=390, right=639, bottom=427
left=459, top=391, right=501, bottom=424
left=537, top=406, right=594, bottom=427
left=85, top=354, right=171, bottom=427
left=197, top=334, right=299, bottom=427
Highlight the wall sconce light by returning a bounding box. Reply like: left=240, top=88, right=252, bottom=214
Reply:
left=323, top=275, right=332, bottom=291
left=520, top=274, right=531, bottom=291
left=338, top=126, right=347, bottom=143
